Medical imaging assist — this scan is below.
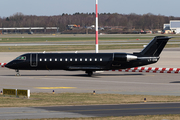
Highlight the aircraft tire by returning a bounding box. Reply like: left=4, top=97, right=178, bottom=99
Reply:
left=86, top=71, right=93, bottom=77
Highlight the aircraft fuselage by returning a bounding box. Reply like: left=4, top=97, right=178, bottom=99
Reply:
left=5, top=53, right=157, bottom=71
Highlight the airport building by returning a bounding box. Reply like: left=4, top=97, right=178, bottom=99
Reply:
left=170, top=20, right=180, bottom=34
left=0, top=27, right=59, bottom=34
left=164, top=20, right=180, bottom=34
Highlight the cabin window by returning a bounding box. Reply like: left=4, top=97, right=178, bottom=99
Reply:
left=60, top=58, right=62, bottom=61
left=65, top=58, right=67, bottom=61
left=40, top=59, right=42, bottom=61
left=15, top=57, right=20, bottom=60
left=95, top=58, right=97, bottom=61
left=55, top=59, right=57, bottom=61
left=90, top=58, right=92, bottom=61
left=20, top=56, right=26, bottom=60
left=70, top=58, right=72, bottom=61
left=100, top=58, right=102, bottom=61
left=50, top=59, right=52, bottom=61
left=15, top=56, right=26, bottom=60
left=75, top=58, right=77, bottom=61
left=85, top=58, right=87, bottom=61
left=80, top=58, right=82, bottom=61
left=44, top=59, right=47, bottom=61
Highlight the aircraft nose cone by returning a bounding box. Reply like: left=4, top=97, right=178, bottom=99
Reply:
left=5, top=63, right=10, bottom=68
left=5, top=62, right=14, bottom=69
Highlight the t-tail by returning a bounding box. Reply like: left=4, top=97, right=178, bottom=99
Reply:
left=135, top=36, right=171, bottom=57
left=125, top=36, right=172, bottom=68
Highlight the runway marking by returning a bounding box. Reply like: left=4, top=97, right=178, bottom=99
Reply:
left=35, top=87, right=77, bottom=89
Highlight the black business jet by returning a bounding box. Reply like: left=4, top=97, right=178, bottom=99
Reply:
left=5, top=36, right=171, bottom=76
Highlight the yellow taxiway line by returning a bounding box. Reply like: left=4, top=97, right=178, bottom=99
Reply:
left=35, top=87, right=76, bottom=89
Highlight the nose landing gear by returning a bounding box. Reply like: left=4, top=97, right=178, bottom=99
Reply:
left=85, top=71, right=93, bottom=77
left=15, top=70, right=20, bottom=76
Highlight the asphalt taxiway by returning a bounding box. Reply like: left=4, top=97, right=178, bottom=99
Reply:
left=1, top=103, right=180, bottom=119
left=1, top=68, right=180, bottom=96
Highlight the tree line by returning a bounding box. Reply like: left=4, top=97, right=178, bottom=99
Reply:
left=0, top=12, right=180, bottom=32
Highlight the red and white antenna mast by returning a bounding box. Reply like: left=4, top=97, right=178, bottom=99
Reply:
left=95, top=0, right=99, bottom=53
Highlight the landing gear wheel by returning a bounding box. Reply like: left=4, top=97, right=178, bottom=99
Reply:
left=15, top=70, right=20, bottom=76
left=16, top=73, right=20, bottom=76
left=86, top=71, right=93, bottom=77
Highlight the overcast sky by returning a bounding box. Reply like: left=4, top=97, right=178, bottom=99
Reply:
left=1, top=0, right=179, bottom=17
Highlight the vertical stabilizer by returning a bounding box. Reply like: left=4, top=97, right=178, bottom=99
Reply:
left=139, top=36, right=171, bottom=57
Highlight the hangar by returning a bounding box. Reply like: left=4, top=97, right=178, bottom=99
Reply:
left=170, top=20, right=180, bottom=34
left=163, top=20, right=180, bottom=34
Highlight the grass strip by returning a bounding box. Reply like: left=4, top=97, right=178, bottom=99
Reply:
left=0, top=44, right=141, bottom=52
left=1, top=93, right=180, bottom=107
left=0, top=44, right=179, bottom=52
left=0, top=36, right=180, bottom=43
left=0, top=37, right=154, bottom=43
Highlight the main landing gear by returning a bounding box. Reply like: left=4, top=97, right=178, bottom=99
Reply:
left=15, top=69, right=20, bottom=76
left=85, top=71, right=93, bottom=77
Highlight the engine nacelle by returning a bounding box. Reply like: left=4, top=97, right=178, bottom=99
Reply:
left=114, top=53, right=137, bottom=62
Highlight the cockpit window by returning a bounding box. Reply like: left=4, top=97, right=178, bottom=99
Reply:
left=15, top=56, right=26, bottom=60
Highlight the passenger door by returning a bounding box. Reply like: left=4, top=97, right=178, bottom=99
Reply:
left=30, top=54, right=38, bottom=67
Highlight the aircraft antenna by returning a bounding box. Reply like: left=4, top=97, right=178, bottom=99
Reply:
left=95, top=0, right=99, bottom=53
